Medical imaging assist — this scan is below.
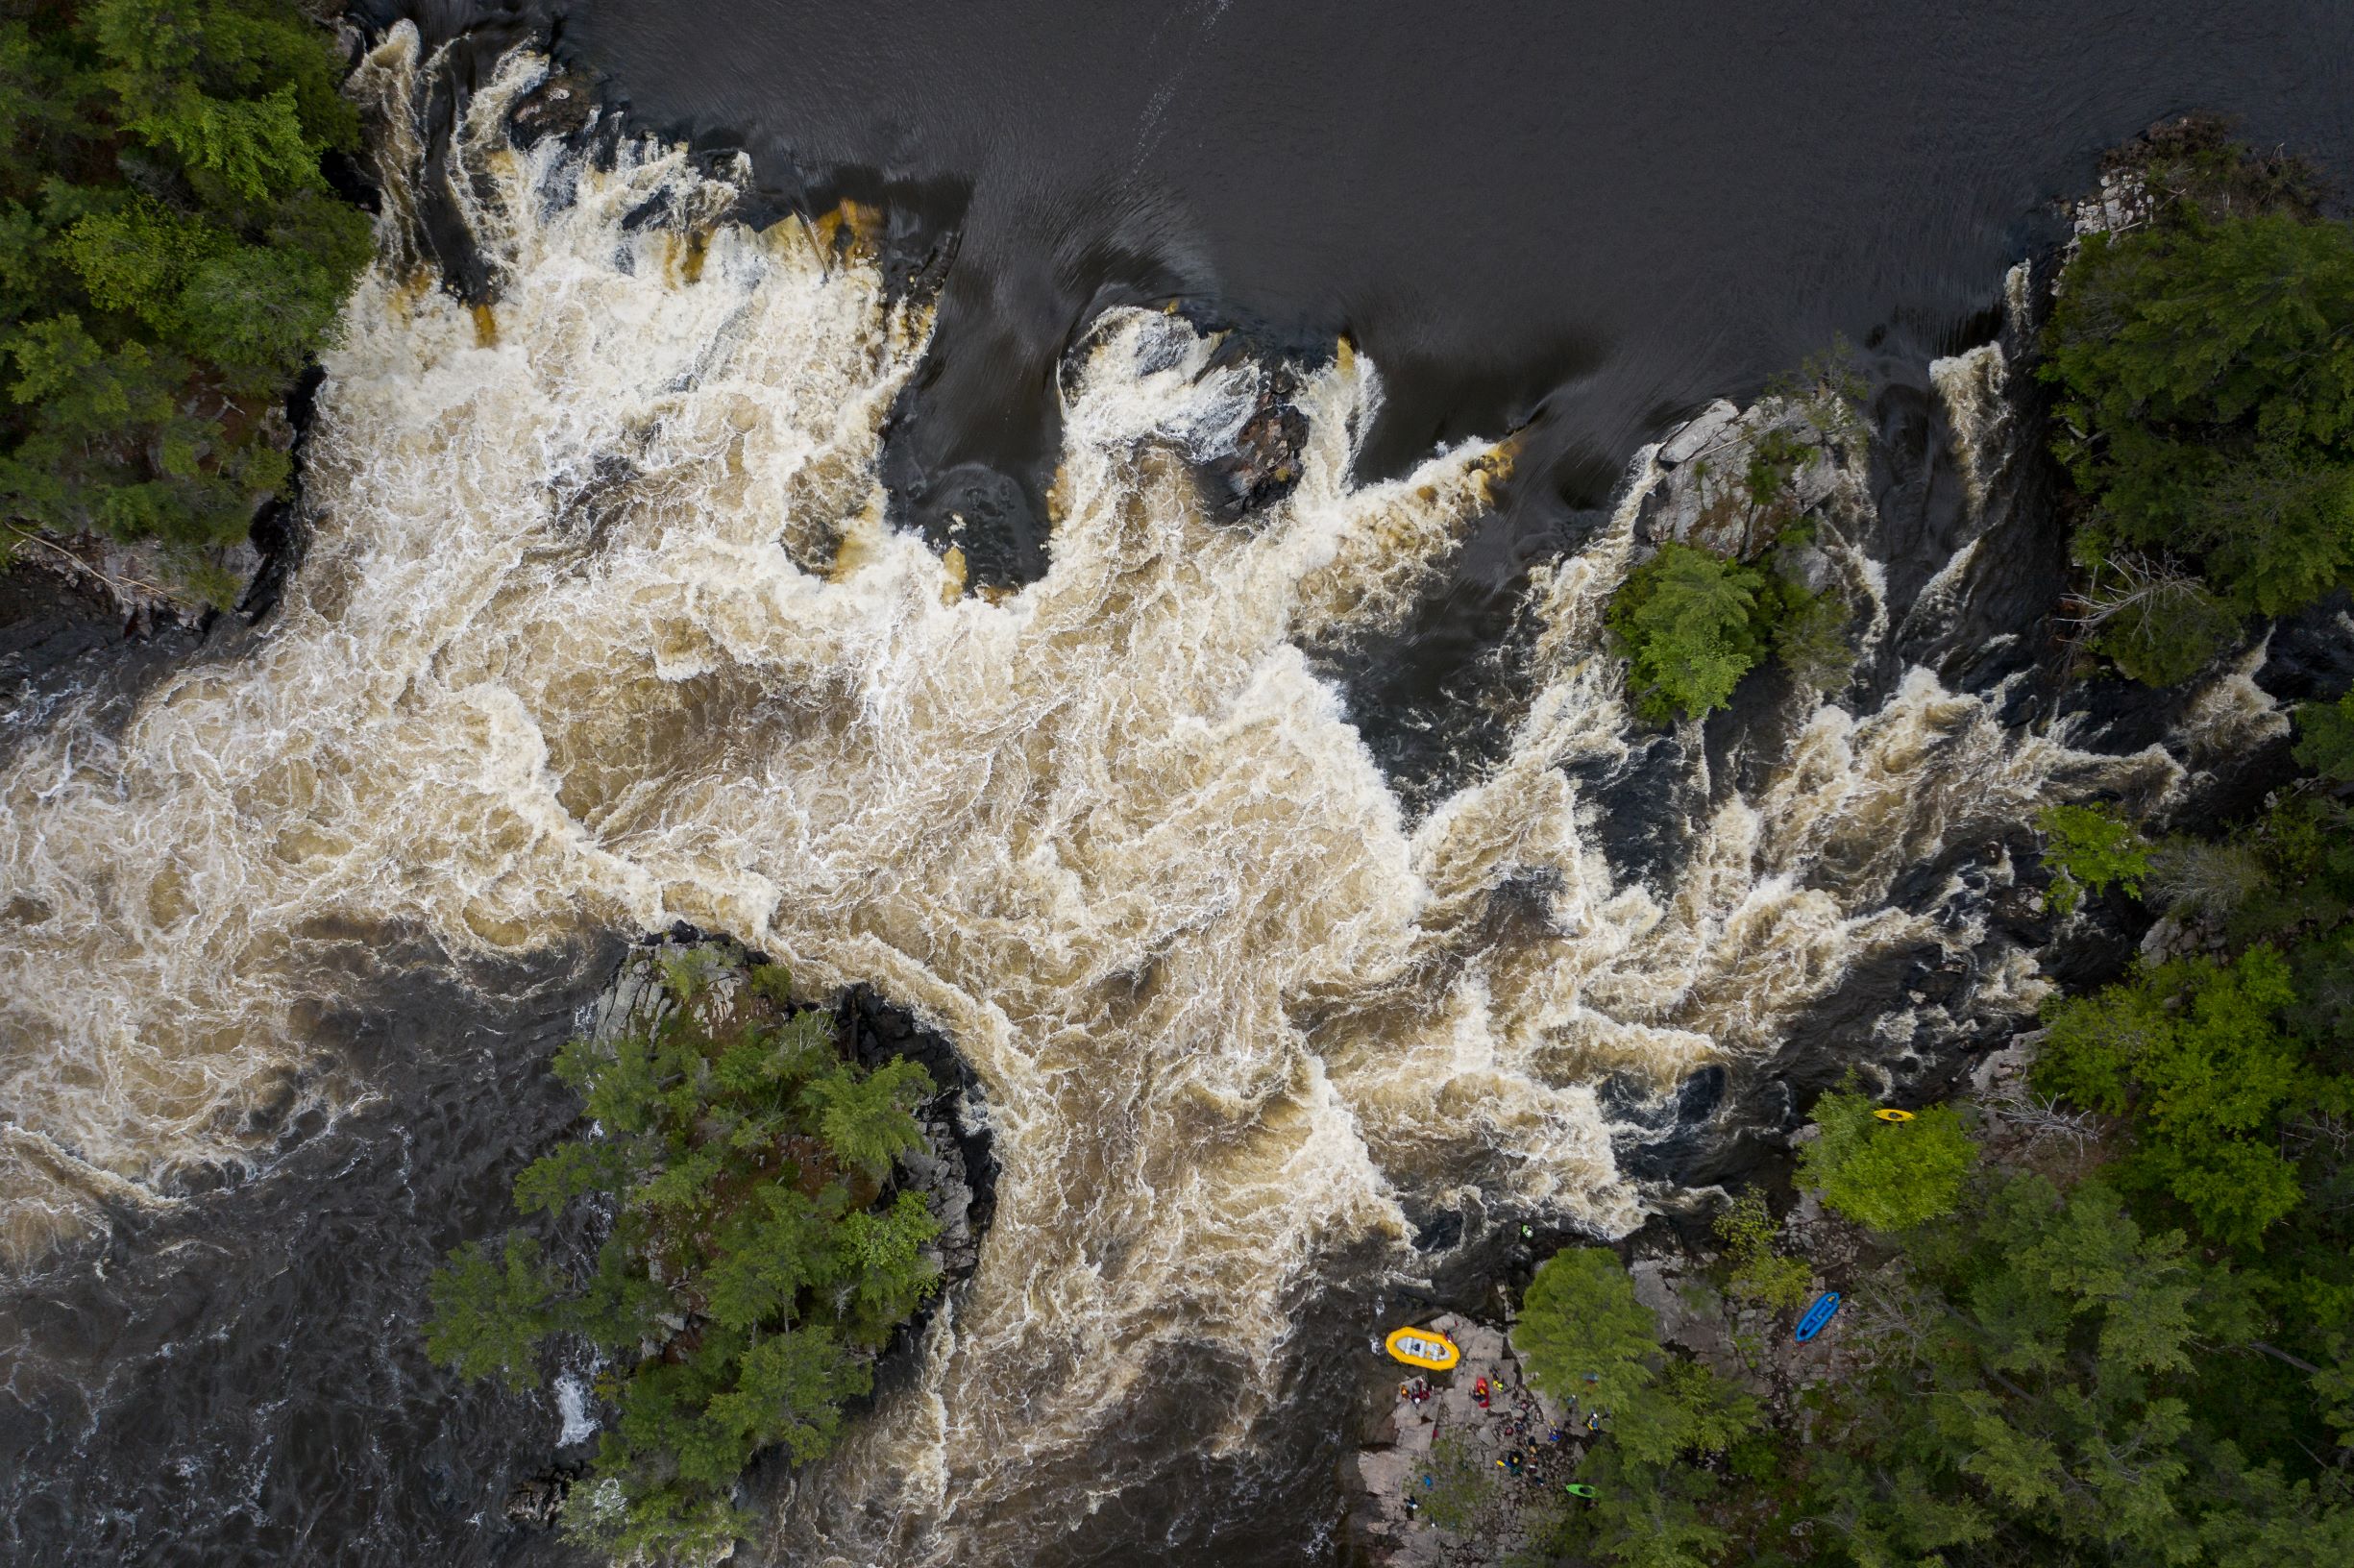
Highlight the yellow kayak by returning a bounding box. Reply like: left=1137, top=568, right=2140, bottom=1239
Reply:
left=1385, top=1325, right=1461, bottom=1370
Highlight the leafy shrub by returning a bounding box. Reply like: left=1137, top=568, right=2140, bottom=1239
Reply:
left=1, top=2, right=372, bottom=590
left=426, top=946, right=942, bottom=1561
left=1711, top=1191, right=1813, bottom=1317
left=1763, top=338, right=1869, bottom=444
left=1742, top=426, right=1815, bottom=516
left=1767, top=566, right=1855, bottom=694
left=2223, top=790, right=2354, bottom=944
left=2037, top=800, right=2150, bottom=915
left=1417, top=1433, right=1502, bottom=1535
left=2146, top=836, right=2273, bottom=921
left=1797, top=1089, right=1976, bottom=1232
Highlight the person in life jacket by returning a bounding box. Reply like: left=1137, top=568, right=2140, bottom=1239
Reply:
left=1473, top=1376, right=1491, bottom=1408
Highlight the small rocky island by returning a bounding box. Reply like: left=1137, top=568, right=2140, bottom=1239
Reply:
left=436, top=937, right=993, bottom=1556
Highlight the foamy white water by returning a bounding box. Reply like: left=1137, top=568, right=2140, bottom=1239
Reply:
left=0, top=29, right=2196, bottom=1561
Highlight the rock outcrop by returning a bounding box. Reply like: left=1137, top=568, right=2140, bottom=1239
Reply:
left=1636, top=392, right=1867, bottom=562
left=502, top=1467, right=574, bottom=1530
left=1349, top=1313, right=1581, bottom=1566
left=1200, top=369, right=1310, bottom=522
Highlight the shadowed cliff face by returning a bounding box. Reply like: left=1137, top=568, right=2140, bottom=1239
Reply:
left=1, top=9, right=2347, bottom=1565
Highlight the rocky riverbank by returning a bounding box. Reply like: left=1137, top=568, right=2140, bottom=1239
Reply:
left=1349, top=1314, right=1577, bottom=1565
left=1, top=454, right=308, bottom=764
left=1344, top=1245, right=1864, bottom=1568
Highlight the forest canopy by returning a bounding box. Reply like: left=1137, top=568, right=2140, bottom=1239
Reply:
left=2045, top=119, right=2354, bottom=684
left=0, top=0, right=372, bottom=599
left=1489, top=736, right=2354, bottom=1566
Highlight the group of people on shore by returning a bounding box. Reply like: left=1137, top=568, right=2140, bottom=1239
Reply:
left=1396, top=1361, right=1605, bottom=1521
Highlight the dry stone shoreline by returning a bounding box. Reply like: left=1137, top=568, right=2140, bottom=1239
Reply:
left=1350, top=1313, right=1582, bottom=1566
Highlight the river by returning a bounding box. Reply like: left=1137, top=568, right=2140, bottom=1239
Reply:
left=3, top=7, right=2350, bottom=1565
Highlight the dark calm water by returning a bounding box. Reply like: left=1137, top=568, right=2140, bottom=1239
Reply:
left=560, top=0, right=2354, bottom=548
left=7, top=4, right=2354, bottom=1564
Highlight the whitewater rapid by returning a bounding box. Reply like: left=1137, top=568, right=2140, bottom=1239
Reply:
left=0, top=30, right=2196, bottom=1563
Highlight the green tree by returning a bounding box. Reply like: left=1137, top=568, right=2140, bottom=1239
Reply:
left=1547, top=1458, right=1732, bottom=1568
left=2038, top=800, right=2151, bottom=915
left=1797, top=1089, right=1975, bottom=1232
left=424, top=943, right=946, bottom=1563
left=423, top=1233, right=561, bottom=1391
left=1515, top=1247, right=1668, bottom=1417
left=1, top=1, right=371, bottom=592
left=2046, top=212, right=2354, bottom=605
left=799, top=1057, right=933, bottom=1179
left=2042, top=134, right=2354, bottom=680
left=2292, top=689, right=2354, bottom=781
left=1608, top=543, right=1769, bottom=723
left=2039, top=947, right=2308, bottom=1244
left=1515, top=1248, right=1760, bottom=1568
left=2071, top=551, right=2244, bottom=685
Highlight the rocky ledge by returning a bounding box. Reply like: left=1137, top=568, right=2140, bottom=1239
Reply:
left=1348, top=1314, right=1580, bottom=1566
left=1635, top=380, right=1869, bottom=571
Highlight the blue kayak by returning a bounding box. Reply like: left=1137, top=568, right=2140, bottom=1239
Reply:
left=1794, top=1290, right=1842, bottom=1342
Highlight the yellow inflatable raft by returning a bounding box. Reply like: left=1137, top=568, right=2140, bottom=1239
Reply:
left=1385, top=1325, right=1461, bottom=1370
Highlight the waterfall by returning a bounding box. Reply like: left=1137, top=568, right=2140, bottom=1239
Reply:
left=0, top=28, right=2210, bottom=1563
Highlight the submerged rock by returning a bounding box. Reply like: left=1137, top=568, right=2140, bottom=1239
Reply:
left=502, top=1469, right=572, bottom=1530
left=506, top=68, right=598, bottom=146
left=1200, top=373, right=1310, bottom=521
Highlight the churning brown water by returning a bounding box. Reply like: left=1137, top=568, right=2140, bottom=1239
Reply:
left=0, top=29, right=2232, bottom=1564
